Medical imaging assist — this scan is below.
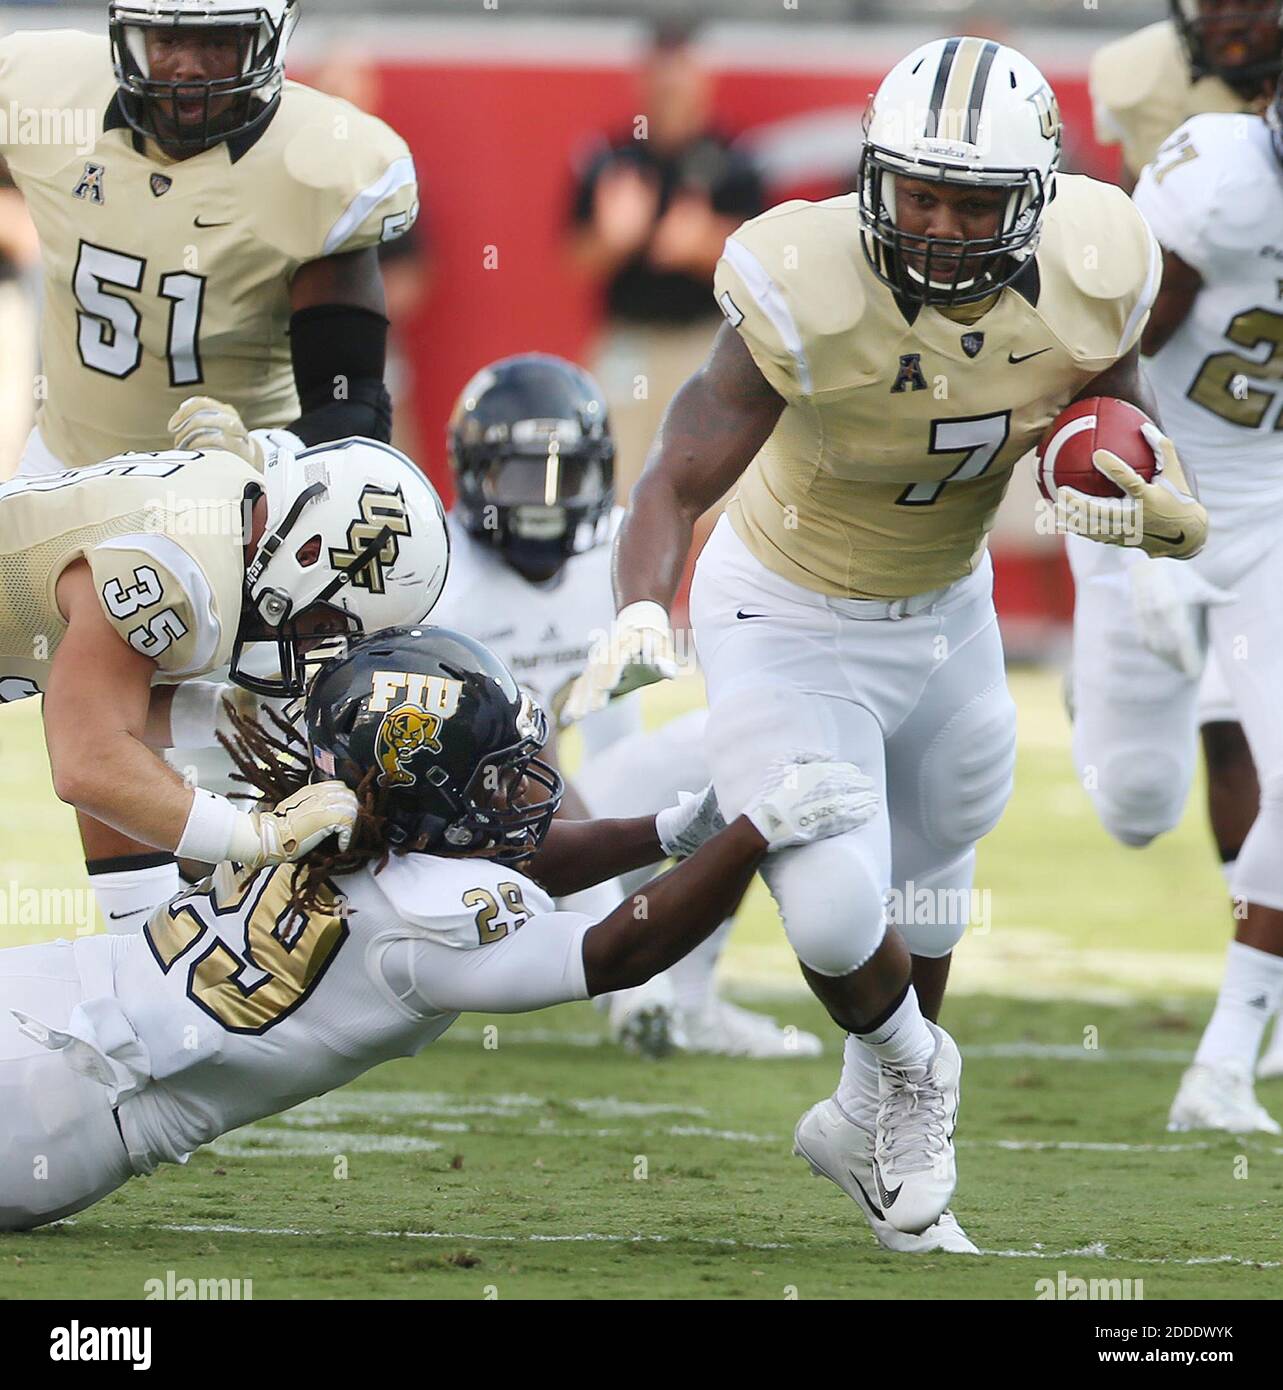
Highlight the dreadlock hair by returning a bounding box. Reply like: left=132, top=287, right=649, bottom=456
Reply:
left=217, top=699, right=396, bottom=924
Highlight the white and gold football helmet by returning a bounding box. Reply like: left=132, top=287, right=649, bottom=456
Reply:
left=109, top=0, right=300, bottom=153
left=234, top=438, right=450, bottom=698
left=859, top=36, right=1062, bottom=307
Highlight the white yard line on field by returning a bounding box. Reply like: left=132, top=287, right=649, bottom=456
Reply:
left=121, top=1221, right=1279, bottom=1268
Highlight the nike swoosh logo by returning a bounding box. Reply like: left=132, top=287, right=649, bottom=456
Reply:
left=736, top=610, right=766, bottom=620
left=872, top=1162, right=902, bottom=1209
left=851, top=1171, right=886, bottom=1222
left=108, top=909, right=145, bottom=921
left=194, top=216, right=232, bottom=228
left=1008, top=348, right=1052, bottom=364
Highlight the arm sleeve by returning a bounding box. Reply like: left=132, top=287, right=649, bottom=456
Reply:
left=394, top=911, right=593, bottom=1015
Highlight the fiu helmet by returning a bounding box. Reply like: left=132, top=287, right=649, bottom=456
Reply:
left=859, top=36, right=1062, bottom=307
left=447, top=354, right=615, bottom=582
left=306, top=626, right=564, bottom=861
left=109, top=0, right=300, bottom=154
left=233, top=438, right=450, bottom=699
left=1171, top=0, right=1283, bottom=97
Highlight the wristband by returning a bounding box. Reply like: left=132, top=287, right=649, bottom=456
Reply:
left=176, top=787, right=253, bottom=865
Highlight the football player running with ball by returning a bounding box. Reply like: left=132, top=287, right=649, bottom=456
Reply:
left=563, top=38, right=1208, bottom=1251
left=1071, top=91, right=1283, bottom=1132
left=0, top=626, right=873, bottom=1231
left=0, top=438, right=448, bottom=879
left=0, top=0, right=418, bottom=930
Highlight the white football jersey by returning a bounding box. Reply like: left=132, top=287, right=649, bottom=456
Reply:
left=49, top=853, right=592, bottom=1168
left=430, top=513, right=618, bottom=712
left=1134, top=114, right=1283, bottom=537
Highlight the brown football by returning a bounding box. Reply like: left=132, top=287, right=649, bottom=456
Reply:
left=1035, top=396, right=1157, bottom=503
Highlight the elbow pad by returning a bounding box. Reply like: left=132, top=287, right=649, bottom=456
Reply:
left=288, top=304, right=394, bottom=445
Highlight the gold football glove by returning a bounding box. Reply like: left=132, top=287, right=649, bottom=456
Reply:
left=228, top=781, right=359, bottom=870
left=1055, top=423, right=1207, bottom=560
left=558, top=601, right=679, bottom=726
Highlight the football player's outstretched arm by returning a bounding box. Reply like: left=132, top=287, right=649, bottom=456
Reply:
left=43, top=560, right=196, bottom=848
left=615, top=322, right=785, bottom=612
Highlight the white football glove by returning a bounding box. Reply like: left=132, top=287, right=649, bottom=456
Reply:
left=1128, top=557, right=1237, bottom=679
left=655, top=783, right=726, bottom=859
left=168, top=396, right=303, bottom=473
left=744, top=755, right=879, bottom=852
left=1055, top=423, right=1207, bottom=560
left=559, top=601, right=679, bottom=725
left=228, top=780, right=359, bottom=870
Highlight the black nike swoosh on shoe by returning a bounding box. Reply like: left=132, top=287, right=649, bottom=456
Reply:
left=736, top=610, right=767, bottom=620
left=873, top=1164, right=902, bottom=1209
left=194, top=216, right=232, bottom=228
left=850, top=1170, right=886, bottom=1222
left=1152, top=529, right=1187, bottom=547
left=1008, top=348, right=1052, bottom=364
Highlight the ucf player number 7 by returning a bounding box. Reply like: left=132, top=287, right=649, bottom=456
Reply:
left=566, top=35, right=1210, bottom=1247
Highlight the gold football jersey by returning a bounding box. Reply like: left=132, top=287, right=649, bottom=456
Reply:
left=1089, top=20, right=1252, bottom=178
left=0, top=449, right=258, bottom=698
left=712, top=175, right=1160, bottom=600
left=0, top=29, right=419, bottom=470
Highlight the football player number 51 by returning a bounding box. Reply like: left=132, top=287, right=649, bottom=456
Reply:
left=74, top=240, right=206, bottom=385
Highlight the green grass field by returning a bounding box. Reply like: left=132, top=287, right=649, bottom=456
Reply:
left=2, top=672, right=1281, bottom=1300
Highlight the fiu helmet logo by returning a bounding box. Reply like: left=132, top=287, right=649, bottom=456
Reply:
left=1027, top=84, right=1062, bottom=143
left=377, top=704, right=443, bottom=787
left=368, top=669, right=465, bottom=788
left=329, top=486, right=412, bottom=595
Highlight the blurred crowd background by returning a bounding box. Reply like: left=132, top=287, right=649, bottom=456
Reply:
left=0, top=1, right=1174, bottom=651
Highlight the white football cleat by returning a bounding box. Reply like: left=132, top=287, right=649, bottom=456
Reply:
left=677, top=999, right=823, bottom=1059
left=608, top=977, right=682, bottom=1059
left=1167, top=1062, right=1282, bottom=1135
left=1256, top=1018, right=1283, bottom=1080
left=793, top=1098, right=977, bottom=1253
left=873, top=1022, right=961, bottom=1235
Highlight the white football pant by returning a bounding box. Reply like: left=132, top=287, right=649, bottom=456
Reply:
left=689, top=517, right=1015, bottom=978
left=0, top=938, right=136, bottom=1231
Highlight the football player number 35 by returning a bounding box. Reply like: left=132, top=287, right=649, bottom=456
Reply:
left=74, top=241, right=206, bottom=385
left=898, top=412, right=1011, bottom=506
left=100, top=563, right=190, bottom=658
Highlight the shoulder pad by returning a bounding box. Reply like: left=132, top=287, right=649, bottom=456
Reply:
left=714, top=196, right=867, bottom=401
left=1039, top=175, right=1161, bottom=361
left=252, top=84, right=419, bottom=262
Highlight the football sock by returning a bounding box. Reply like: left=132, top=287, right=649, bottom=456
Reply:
left=1221, top=858, right=1237, bottom=890
left=835, top=1032, right=880, bottom=1133
left=87, top=854, right=180, bottom=936
left=668, top=918, right=734, bottom=1013
left=1194, top=940, right=1283, bottom=1070
left=851, top=983, right=935, bottom=1071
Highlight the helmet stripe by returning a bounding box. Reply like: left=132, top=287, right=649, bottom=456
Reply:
left=925, top=36, right=961, bottom=138
left=964, top=40, right=1001, bottom=145
left=941, top=37, right=989, bottom=143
